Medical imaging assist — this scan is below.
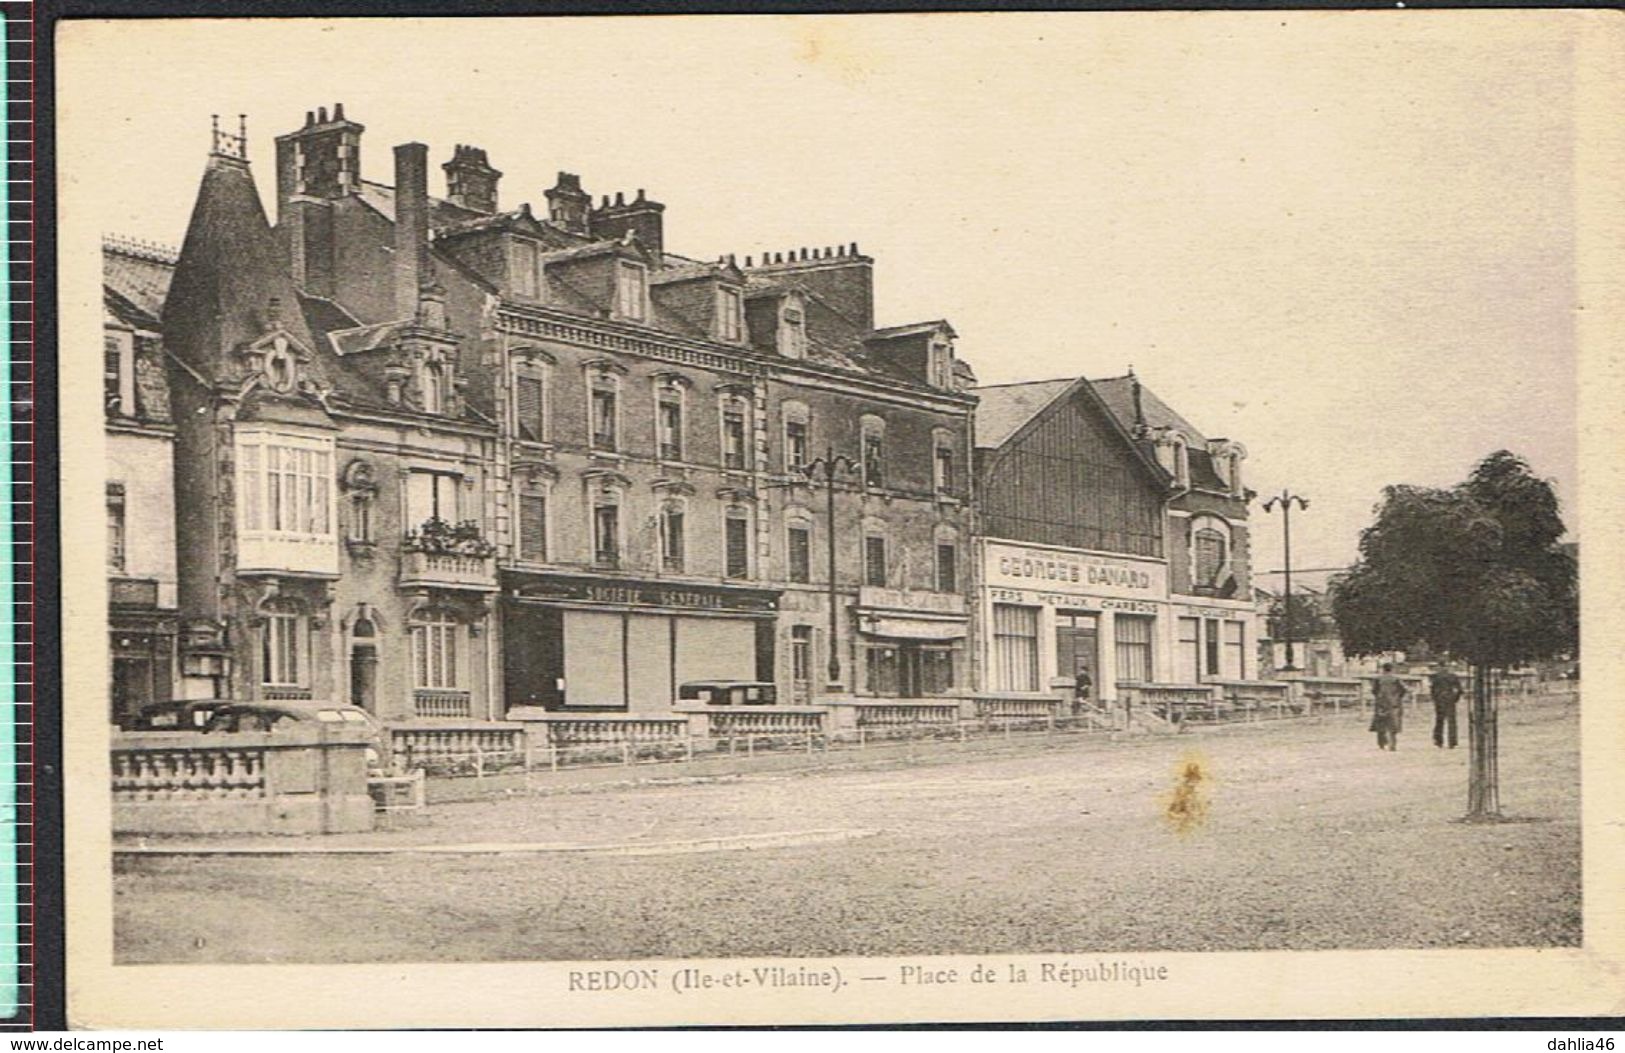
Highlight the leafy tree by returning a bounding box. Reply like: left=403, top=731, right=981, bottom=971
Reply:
left=1267, top=592, right=1333, bottom=644
left=1330, top=452, right=1576, bottom=818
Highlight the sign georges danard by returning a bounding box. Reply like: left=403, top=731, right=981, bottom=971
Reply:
left=984, top=541, right=1168, bottom=602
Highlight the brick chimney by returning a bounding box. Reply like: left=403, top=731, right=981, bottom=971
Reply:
left=744, top=243, right=874, bottom=331
left=544, top=172, right=592, bottom=235
left=442, top=143, right=501, bottom=214
left=591, top=189, right=665, bottom=262
left=274, top=103, right=362, bottom=293
left=393, top=142, right=431, bottom=320
left=274, top=103, right=364, bottom=201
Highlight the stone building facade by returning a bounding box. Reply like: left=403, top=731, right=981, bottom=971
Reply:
left=103, top=238, right=181, bottom=724
left=972, top=373, right=1255, bottom=700
left=159, top=105, right=977, bottom=720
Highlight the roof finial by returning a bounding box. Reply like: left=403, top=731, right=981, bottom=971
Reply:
left=210, top=113, right=247, bottom=161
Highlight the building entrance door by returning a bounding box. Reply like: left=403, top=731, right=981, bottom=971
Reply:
left=1055, top=611, right=1098, bottom=706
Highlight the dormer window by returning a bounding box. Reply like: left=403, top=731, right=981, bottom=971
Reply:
left=717, top=286, right=744, bottom=342
left=421, top=362, right=445, bottom=414
left=104, top=329, right=135, bottom=417
left=780, top=305, right=807, bottom=359
left=929, top=342, right=953, bottom=390
left=615, top=261, right=648, bottom=322
left=510, top=239, right=541, bottom=300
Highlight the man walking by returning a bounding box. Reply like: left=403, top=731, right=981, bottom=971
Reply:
left=1429, top=667, right=1463, bottom=749
left=1370, top=663, right=1408, bottom=751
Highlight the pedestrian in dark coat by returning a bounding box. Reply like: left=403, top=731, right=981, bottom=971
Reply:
left=1072, top=668, right=1094, bottom=716
left=1429, top=668, right=1463, bottom=749
left=1370, top=663, right=1407, bottom=751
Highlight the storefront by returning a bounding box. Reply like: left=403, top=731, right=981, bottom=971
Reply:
left=980, top=539, right=1173, bottom=700
left=501, top=572, right=779, bottom=712
left=852, top=587, right=968, bottom=698
left=1171, top=601, right=1256, bottom=683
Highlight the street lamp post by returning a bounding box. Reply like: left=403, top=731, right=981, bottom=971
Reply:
left=1261, top=489, right=1310, bottom=672
left=796, top=445, right=859, bottom=693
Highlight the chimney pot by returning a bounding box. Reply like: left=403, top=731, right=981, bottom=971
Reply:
left=837, top=245, right=846, bottom=258
left=851, top=242, right=859, bottom=255
left=745, top=256, right=753, bottom=267
left=318, top=106, right=328, bottom=123
left=305, top=110, right=315, bottom=127
left=334, top=102, right=345, bottom=120
left=615, top=191, right=625, bottom=206
left=635, top=188, right=646, bottom=202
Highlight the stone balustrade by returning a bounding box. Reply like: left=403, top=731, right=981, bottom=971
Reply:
left=1117, top=682, right=1220, bottom=724
left=1207, top=678, right=1295, bottom=719
left=1281, top=676, right=1364, bottom=712
left=111, top=726, right=374, bottom=835
left=413, top=689, right=474, bottom=719
left=399, top=550, right=497, bottom=591
left=972, top=694, right=1064, bottom=723
left=388, top=724, right=525, bottom=775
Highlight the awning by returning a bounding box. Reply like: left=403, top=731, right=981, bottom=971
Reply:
left=861, top=616, right=967, bottom=641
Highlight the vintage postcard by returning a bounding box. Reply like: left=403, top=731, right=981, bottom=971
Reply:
left=58, top=11, right=1625, bottom=1028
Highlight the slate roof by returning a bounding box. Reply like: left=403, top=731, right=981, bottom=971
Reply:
left=970, top=378, right=1075, bottom=449
left=103, top=238, right=179, bottom=327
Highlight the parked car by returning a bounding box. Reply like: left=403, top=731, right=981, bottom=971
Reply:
left=678, top=680, right=778, bottom=706
left=201, top=701, right=386, bottom=773
left=122, top=698, right=231, bottom=732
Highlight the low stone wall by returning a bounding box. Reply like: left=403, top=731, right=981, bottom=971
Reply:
left=111, top=726, right=375, bottom=835
left=387, top=723, right=527, bottom=776
left=1280, top=675, right=1364, bottom=712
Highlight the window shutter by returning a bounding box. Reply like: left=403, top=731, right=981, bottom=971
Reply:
left=516, top=376, right=545, bottom=442
left=519, top=494, right=547, bottom=561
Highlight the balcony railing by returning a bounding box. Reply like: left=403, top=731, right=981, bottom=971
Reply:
left=413, top=689, right=473, bottom=719
left=399, top=550, right=497, bottom=591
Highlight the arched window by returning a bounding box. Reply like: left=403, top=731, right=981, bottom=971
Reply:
left=410, top=608, right=463, bottom=691
left=1190, top=515, right=1232, bottom=592
left=660, top=497, right=687, bottom=573
left=782, top=400, right=811, bottom=473
left=784, top=508, right=815, bottom=585
left=723, top=503, right=751, bottom=579
left=860, top=415, right=887, bottom=491
left=512, top=355, right=552, bottom=443
left=261, top=598, right=309, bottom=691
left=585, top=364, right=625, bottom=452
left=719, top=390, right=752, bottom=472
left=421, top=361, right=445, bottom=414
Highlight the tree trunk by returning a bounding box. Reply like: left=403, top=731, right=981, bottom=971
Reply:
left=1467, top=660, right=1500, bottom=818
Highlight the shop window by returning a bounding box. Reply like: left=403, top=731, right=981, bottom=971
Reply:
left=261, top=599, right=309, bottom=690
left=935, top=542, right=957, bottom=593
left=1115, top=614, right=1155, bottom=683
left=237, top=436, right=335, bottom=539
left=992, top=604, right=1040, bottom=692
left=593, top=503, right=620, bottom=567
left=724, top=507, right=750, bottom=579
left=1177, top=617, right=1201, bottom=682
left=107, top=483, right=126, bottom=573
left=788, top=524, right=812, bottom=584
left=1224, top=620, right=1246, bottom=679
left=411, top=608, right=462, bottom=690
left=661, top=501, right=686, bottom=573
left=921, top=646, right=957, bottom=695
left=615, top=261, right=648, bottom=322
left=864, top=533, right=887, bottom=588
left=865, top=644, right=901, bottom=697
left=518, top=492, right=548, bottom=562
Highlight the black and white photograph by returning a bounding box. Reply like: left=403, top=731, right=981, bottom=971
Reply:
left=59, top=11, right=1622, bottom=1028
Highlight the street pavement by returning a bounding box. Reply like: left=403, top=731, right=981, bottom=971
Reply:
left=114, top=697, right=1580, bottom=962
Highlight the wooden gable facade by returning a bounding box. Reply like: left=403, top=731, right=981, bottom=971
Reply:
left=976, top=382, right=1167, bottom=558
